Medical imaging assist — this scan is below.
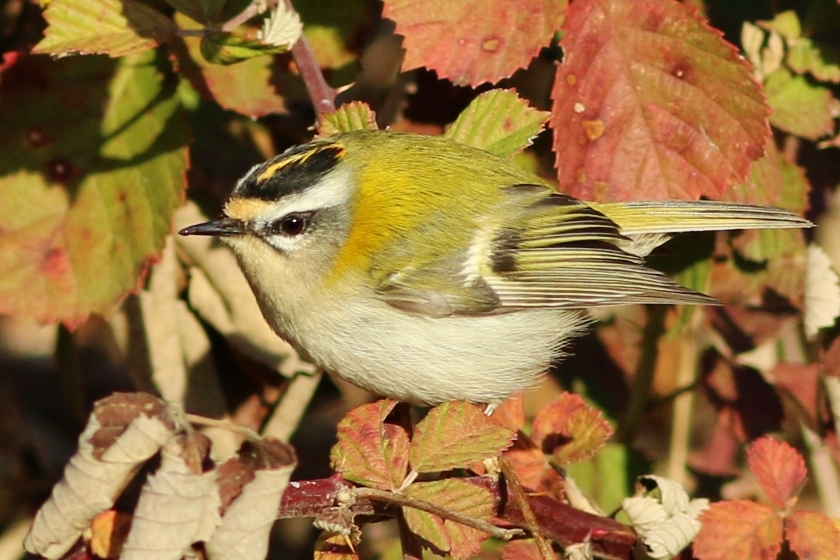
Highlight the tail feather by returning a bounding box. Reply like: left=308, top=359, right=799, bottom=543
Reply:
left=592, top=200, right=813, bottom=236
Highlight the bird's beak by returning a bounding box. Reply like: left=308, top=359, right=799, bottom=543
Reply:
left=179, top=218, right=244, bottom=237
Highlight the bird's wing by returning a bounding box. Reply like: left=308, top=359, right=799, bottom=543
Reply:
left=482, top=186, right=717, bottom=309
left=374, top=184, right=717, bottom=317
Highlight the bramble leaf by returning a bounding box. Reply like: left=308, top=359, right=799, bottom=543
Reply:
left=409, top=402, right=514, bottom=473
left=0, top=53, right=188, bottom=327
left=383, top=0, right=566, bottom=87
left=746, top=437, right=807, bottom=511
left=785, top=510, right=840, bottom=560
left=445, top=89, right=550, bottom=158
left=694, top=500, right=783, bottom=560
left=330, top=400, right=409, bottom=490
left=319, top=102, right=378, bottom=136
left=530, top=393, right=613, bottom=466
left=35, top=0, right=176, bottom=57
left=552, top=0, right=768, bottom=202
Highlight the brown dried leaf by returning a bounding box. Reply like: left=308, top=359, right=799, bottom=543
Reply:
left=530, top=393, right=613, bottom=466
left=23, top=394, right=175, bottom=559
left=207, top=439, right=296, bottom=560
left=313, top=532, right=361, bottom=560
left=410, top=401, right=515, bottom=473
left=330, top=400, right=409, bottom=489
left=121, top=435, right=221, bottom=560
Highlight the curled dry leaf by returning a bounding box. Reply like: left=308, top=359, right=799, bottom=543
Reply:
left=121, top=434, right=220, bottom=560
left=24, top=393, right=176, bottom=559
left=207, top=439, right=297, bottom=560
left=622, top=476, right=709, bottom=559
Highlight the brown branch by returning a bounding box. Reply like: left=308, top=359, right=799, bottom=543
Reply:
left=499, top=456, right=554, bottom=560
left=353, top=487, right=522, bottom=541
left=277, top=475, right=638, bottom=560
left=282, top=0, right=337, bottom=119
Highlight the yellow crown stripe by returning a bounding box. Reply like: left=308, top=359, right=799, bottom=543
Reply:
left=256, top=144, right=345, bottom=184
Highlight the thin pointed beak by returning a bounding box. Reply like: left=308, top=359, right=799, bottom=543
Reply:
left=179, top=218, right=244, bottom=237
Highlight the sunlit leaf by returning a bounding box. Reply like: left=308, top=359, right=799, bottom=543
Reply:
left=383, top=0, right=566, bottom=87
left=318, top=102, right=378, bottom=136
left=35, top=0, right=176, bottom=57
left=530, top=393, right=613, bottom=466
left=746, top=437, right=807, bottom=511
left=0, top=53, right=188, bottom=327
left=552, top=0, right=768, bottom=202
left=409, top=402, right=514, bottom=473
left=329, top=400, right=409, bottom=489
left=765, top=68, right=836, bottom=140
left=693, top=500, right=782, bottom=560
left=444, top=89, right=550, bottom=158
left=786, top=510, right=840, bottom=560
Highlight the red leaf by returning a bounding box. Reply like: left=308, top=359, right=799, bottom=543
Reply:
left=785, top=510, right=840, bottom=560
left=383, top=0, right=566, bottom=87
left=330, top=400, right=409, bottom=490
left=490, top=393, right=526, bottom=431
left=552, top=0, right=768, bottom=202
left=746, top=437, right=807, bottom=511
left=530, top=393, right=613, bottom=465
left=693, top=500, right=783, bottom=560
left=410, top=402, right=515, bottom=473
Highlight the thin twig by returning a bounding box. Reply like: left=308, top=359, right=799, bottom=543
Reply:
left=500, top=456, right=554, bottom=560
left=353, top=487, right=523, bottom=541
left=281, top=0, right=337, bottom=118
left=618, top=305, right=667, bottom=444
left=185, top=413, right=262, bottom=440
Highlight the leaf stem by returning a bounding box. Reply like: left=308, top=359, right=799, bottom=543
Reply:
left=618, top=305, right=667, bottom=444
left=353, top=487, right=523, bottom=541
left=500, top=456, right=554, bottom=560
left=281, top=0, right=337, bottom=118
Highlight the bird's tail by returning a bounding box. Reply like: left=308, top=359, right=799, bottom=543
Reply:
left=592, top=200, right=813, bottom=236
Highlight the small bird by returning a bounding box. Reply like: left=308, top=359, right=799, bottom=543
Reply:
left=180, top=131, right=811, bottom=406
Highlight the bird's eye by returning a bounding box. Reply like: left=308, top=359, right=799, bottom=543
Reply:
left=278, top=214, right=308, bottom=236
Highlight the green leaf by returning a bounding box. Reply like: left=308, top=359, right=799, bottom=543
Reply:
left=409, top=402, right=515, bottom=473
left=329, top=400, right=410, bottom=489
left=758, top=10, right=801, bottom=40
left=444, top=89, right=549, bottom=159
left=200, top=31, right=290, bottom=65
left=172, top=14, right=296, bottom=118
left=402, top=479, right=494, bottom=559
left=318, top=102, right=378, bottom=135
left=787, top=39, right=840, bottom=84
left=34, top=0, right=176, bottom=57
left=0, top=52, right=188, bottom=327
left=765, top=68, right=835, bottom=140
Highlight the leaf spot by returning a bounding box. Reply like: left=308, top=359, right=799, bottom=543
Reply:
left=27, top=127, right=53, bottom=148
left=583, top=119, right=605, bottom=140
left=41, top=248, right=71, bottom=280
left=45, top=157, right=81, bottom=184
left=574, top=102, right=585, bottom=113
left=566, top=74, right=577, bottom=86
left=481, top=37, right=501, bottom=53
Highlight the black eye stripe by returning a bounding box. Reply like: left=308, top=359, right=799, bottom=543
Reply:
left=265, top=212, right=313, bottom=236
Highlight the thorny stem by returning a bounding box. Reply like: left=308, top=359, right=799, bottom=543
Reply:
left=618, top=305, right=667, bottom=444
left=185, top=413, right=262, bottom=440
left=353, top=487, right=523, bottom=541
left=500, top=456, right=554, bottom=560
left=282, top=0, right=337, bottom=118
